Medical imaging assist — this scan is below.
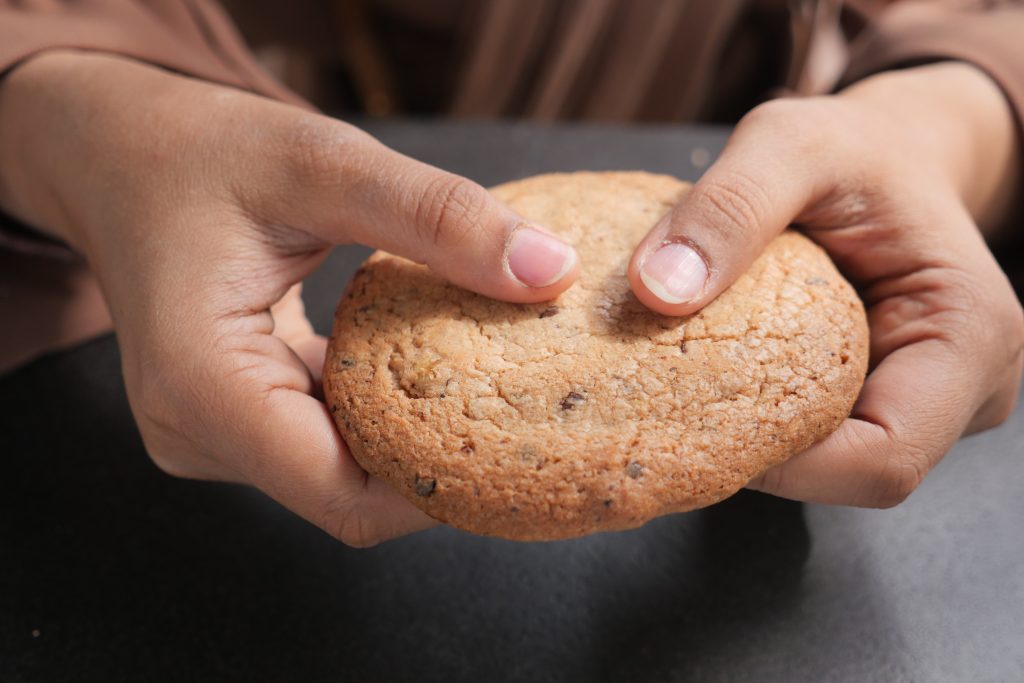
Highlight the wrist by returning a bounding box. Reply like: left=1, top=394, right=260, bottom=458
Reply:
left=839, top=62, right=1019, bottom=234
left=0, top=51, right=89, bottom=246
left=0, top=51, right=201, bottom=251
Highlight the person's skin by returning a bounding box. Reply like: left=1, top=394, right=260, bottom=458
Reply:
left=0, top=52, right=1021, bottom=545
left=628, top=63, right=1023, bottom=507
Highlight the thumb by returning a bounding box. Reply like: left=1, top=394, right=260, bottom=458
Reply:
left=264, top=125, right=579, bottom=303
left=628, top=104, right=829, bottom=315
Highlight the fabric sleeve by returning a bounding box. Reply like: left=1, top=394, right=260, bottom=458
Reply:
left=0, top=0, right=303, bottom=106
left=843, top=1, right=1024, bottom=159
left=0, top=0, right=307, bottom=253
left=0, top=1, right=311, bottom=372
left=842, top=0, right=1024, bottom=259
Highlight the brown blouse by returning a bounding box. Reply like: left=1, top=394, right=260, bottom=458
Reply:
left=2, top=1, right=1024, bottom=123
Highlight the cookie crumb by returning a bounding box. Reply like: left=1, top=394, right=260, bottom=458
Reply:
left=626, top=461, right=644, bottom=479
left=539, top=306, right=560, bottom=318
left=560, top=391, right=586, bottom=410
left=414, top=476, right=436, bottom=497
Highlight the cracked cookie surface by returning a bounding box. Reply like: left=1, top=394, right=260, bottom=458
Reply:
left=324, top=172, right=868, bottom=541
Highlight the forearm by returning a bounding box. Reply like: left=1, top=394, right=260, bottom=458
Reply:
left=838, top=62, right=1020, bottom=237
left=0, top=50, right=287, bottom=264
left=0, top=52, right=186, bottom=248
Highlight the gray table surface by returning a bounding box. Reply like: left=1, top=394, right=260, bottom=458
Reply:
left=1, top=121, right=1022, bottom=682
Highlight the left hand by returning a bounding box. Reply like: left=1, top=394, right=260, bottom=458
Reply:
left=628, top=63, right=1024, bottom=507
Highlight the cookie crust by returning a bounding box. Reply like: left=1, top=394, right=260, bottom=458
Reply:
left=324, top=172, right=868, bottom=541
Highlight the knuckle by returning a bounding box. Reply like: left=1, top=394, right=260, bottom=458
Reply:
left=133, top=383, right=183, bottom=445
left=1006, top=296, right=1024, bottom=359
left=694, top=173, right=770, bottom=239
left=869, top=449, right=927, bottom=508
left=318, top=491, right=382, bottom=549
left=740, top=98, right=830, bottom=147
left=989, top=395, right=1018, bottom=429
left=751, top=463, right=785, bottom=495
left=292, top=142, right=342, bottom=189
left=979, top=357, right=1023, bottom=432
left=413, top=174, right=489, bottom=249
left=336, top=518, right=379, bottom=549
left=146, top=448, right=195, bottom=480
left=739, top=98, right=800, bottom=131
left=947, top=272, right=1024, bottom=372
left=134, top=399, right=196, bottom=479
left=738, top=98, right=863, bottom=181
left=282, top=120, right=372, bottom=191
left=984, top=284, right=1024, bottom=370
left=128, top=364, right=215, bottom=481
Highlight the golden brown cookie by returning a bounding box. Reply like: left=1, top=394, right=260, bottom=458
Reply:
left=324, top=172, right=868, bottom=541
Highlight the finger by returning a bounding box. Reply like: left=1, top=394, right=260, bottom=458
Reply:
left=849, top=201, right=1024, bottom=436
left=268, top=283, right=326, bottom=383
left=747, top=194, right=1022, bottom=505
left=965, top=338, right=1023, bottom=434
left=249, top=389, right=438, bottom=547
left=269, top=284, right=314, bottom=347
left=747, top=338, right=975, bottom=507
left=258, top=123, right=579, bottom=303
left=292, top=334, right=328, bottom=386
left=213, top=333, right=437, bottom=547
left=628, top=101, right=833, bottom=315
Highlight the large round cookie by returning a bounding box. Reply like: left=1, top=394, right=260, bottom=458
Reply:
left=324, top=172, right=868, bottom=541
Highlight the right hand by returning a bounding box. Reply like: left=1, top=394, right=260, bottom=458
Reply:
left=0, top=51, right=579, bottom=546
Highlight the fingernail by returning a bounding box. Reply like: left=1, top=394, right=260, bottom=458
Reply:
left=505, top=226, right=577, bottom=288
left=640, top=242, right=708, bottom=304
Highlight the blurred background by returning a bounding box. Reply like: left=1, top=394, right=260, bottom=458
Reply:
left=220, top=0, right=854, bottom=123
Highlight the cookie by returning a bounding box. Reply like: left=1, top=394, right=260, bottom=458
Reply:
left=324, top=172, right=868, bottom=541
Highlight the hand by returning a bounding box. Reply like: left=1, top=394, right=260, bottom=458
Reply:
left=628, top=63, right=1024, bottom=506
left=0, top=52, right=579, bottom=545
